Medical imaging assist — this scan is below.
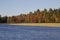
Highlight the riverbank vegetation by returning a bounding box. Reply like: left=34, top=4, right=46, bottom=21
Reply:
left=0, top=8, right=60, bottom=23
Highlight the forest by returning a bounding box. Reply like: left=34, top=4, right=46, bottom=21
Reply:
left=0, top=8, right=60, bottom=23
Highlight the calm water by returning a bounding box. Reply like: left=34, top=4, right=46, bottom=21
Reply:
left=0, top=24, right=60, bottom=40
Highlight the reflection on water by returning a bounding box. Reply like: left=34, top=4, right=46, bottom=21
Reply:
left=0, top=24, right=60, bottom=40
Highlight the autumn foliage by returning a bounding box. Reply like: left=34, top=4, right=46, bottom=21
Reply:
left=0, top=8, right=60, bottom=23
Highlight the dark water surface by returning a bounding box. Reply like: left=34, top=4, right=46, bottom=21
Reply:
left=0, top=24, right=60, bottom=40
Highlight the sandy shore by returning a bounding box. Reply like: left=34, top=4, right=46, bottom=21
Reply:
left=9, top=23, right=60, bottom=27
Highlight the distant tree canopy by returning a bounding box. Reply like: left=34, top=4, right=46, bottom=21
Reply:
left=0, top=8, right=60, bottom=23
left=0, top=15, right=7, bottom=23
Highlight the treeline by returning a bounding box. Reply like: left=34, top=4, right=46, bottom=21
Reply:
left=0, top=15, right=7, bottom=23
left=0, top=8, right=60, bottom=23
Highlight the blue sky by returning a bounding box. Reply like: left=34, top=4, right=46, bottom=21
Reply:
left=0, top=0, right=60, bottom=16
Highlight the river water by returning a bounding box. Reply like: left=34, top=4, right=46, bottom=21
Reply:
left=0, top=24, right=60, bottom=40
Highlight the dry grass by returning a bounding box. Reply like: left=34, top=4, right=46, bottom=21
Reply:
left=9, top=23, right=60, bottom=27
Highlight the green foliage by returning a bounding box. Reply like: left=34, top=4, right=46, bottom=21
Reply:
left=0, top=16, right=7, bottom=23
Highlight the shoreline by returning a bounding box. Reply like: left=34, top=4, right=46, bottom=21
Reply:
left=9, top=23, right=60, bottom=27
